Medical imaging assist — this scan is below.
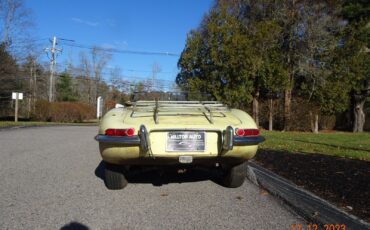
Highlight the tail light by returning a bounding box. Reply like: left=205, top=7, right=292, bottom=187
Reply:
left=235, top=128, right=259, bottom=137
left=105, top=128, right=135, bottom=137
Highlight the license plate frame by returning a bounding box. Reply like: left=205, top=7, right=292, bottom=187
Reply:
left=166, top=131, right=205, bottom=152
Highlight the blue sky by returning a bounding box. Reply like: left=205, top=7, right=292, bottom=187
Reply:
left=25, top=0, right=213, bottom=88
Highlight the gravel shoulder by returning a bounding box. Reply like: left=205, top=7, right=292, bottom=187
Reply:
left=0, top=126, right=304, bottom=230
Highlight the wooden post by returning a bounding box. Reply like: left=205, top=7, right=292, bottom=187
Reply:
left=15, top=93, right=19, bottom=122
left=268, top=98, right=273, bottom=131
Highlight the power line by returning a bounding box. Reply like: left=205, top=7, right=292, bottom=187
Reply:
left=12, top=68, right=177, bottom=83
left=54, top=63, right=176, bottom=74
left=7, top=38, right=49, bottom=45
left=11, top=70, right=177, bottom=87
left=51, top=64, right=177, bottom=83
left=59, top=41, right=180, bottom=57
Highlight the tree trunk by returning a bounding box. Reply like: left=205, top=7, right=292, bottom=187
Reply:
left=353, top=95, right=366, bottom=132
left=283, top=89, right=292, bottom=131
left=314, top=113, right=319, bottom=134
left=28, top=65, right=33, bottom=118
left=27, top=97, right=31, bottom=118
left=252, top=90, right=260, bottom=127
left=32, top=66, right=37, bottom=113
left=309, top=111, right=319, bottom=134
left=88, top=77, right=92, bottom=105
left=268, top=98, right=273, bottom=131
left=309, top=111, right=314, bottom=132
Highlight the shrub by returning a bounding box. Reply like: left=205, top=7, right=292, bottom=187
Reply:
left=33, top=100, right=51, bottom=121
left=33, top=100, right=95, bottom=122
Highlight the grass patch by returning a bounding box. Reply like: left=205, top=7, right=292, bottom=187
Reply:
left=0, top=121, right=98, bottom=128
left=260, top=130, right=370, bottom=161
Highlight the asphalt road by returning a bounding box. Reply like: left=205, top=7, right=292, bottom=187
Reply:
left=0, top=126, right=305, bottom=230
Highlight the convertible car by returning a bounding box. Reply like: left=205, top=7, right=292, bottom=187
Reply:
left=95, top=93, right=264, bottom=190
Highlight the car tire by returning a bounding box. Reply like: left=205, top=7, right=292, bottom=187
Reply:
left=221, top=162, right=247, bottom=188
left=104, top=162, right=128, bottom=190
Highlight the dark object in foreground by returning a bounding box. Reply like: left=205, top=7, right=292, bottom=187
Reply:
left=103, top=162, right=248, bottom=190
left=254, top=149, right=370, bottom=222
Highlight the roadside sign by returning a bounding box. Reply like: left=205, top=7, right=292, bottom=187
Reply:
left=12, top=92, right=23, bottom=100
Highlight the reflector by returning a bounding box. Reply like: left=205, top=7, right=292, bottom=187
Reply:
left=105, top=128, right=135, bottom=137
left=235, top=128, right=245, bottom=136
left=125, top=128, right=135, bottom=136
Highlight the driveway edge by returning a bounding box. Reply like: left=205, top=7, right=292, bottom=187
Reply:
left=0, top=124, right=98, bottom=131
left=246, top=161, right=370, bottom=230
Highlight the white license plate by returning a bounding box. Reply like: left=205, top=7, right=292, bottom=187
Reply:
left=179, top=156, right=193, bottom=164
left=166, top=131, right=205, bottom=152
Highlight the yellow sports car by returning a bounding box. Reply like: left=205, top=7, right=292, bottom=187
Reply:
left=95, top=94, right=264, bottom=189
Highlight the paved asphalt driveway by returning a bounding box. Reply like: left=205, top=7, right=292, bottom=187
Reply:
left=0, top=126, right=305, bottom=230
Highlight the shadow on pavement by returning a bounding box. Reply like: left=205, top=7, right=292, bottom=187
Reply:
left=94, top=161, right=105, bottom=180
left=60, top=222, right=89, bottom=230
left=94, top=160, right=223, bottom=187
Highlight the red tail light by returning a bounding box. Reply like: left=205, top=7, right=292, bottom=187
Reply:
left=235, top=128, right=259, bottom=137
left=236, top=128, right=245, bottom=136
left=105, top=128, right=135, bottom=137
left=125, top=128, right=135, bottom=136
left=105, top=129, right=115, bottom=136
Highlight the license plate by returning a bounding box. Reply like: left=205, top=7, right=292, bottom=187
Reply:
left=179, top=156, right=193, bottom=164
left=166, top=132, right=205, bottom=152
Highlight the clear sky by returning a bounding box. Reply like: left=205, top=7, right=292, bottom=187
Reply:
left=25, top=0, right=213, bottom=88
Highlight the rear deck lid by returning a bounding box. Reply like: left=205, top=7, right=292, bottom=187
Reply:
left=129, top=101, right=241, bottom=125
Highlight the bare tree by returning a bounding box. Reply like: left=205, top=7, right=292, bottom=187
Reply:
left=92, top=47, right=111, bottom=105
left=110, top=67, right=130, bottom=94
left=76, top=48, right=111, bottom=105
left=151, top=62, right=161, bottom=91
left=0, top=0, right=34, bottom=54
left=77, top=51, right=92, bottom=104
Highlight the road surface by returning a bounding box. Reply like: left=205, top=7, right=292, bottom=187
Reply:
left=0, top=126, right=305, bottom=229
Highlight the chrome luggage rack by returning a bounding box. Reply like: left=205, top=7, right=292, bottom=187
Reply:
left=129, top=100, right=230, bottom=124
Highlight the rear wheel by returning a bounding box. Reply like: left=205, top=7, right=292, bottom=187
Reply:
left=221, top=162, right=247, bottom=188
left=104, top=162, right=128, bottom=190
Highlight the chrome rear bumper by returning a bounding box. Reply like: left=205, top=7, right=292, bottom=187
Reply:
left=234, top=136, right=265, bottom=146
left=95, top=125, right=265, bottom=150
left=94, top=135, right=140, bottom=145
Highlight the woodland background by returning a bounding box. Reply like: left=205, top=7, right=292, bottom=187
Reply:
left=0, top=0, right=369, bottom=132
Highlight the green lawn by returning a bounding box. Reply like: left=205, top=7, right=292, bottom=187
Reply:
left=0, top=121, right=98, bottom=128
left=260, top=130, right=370, bottom=161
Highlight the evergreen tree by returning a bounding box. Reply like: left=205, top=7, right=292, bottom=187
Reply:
left=177, top=7, right=256, bottom=108
left=56, top=72, right=77, bottom=102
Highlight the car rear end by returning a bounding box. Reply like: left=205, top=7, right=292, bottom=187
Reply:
left=96, top=101, right=264, bottom=166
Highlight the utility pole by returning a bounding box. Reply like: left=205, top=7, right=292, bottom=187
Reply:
left=45, top=36, right=61, bottom=102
